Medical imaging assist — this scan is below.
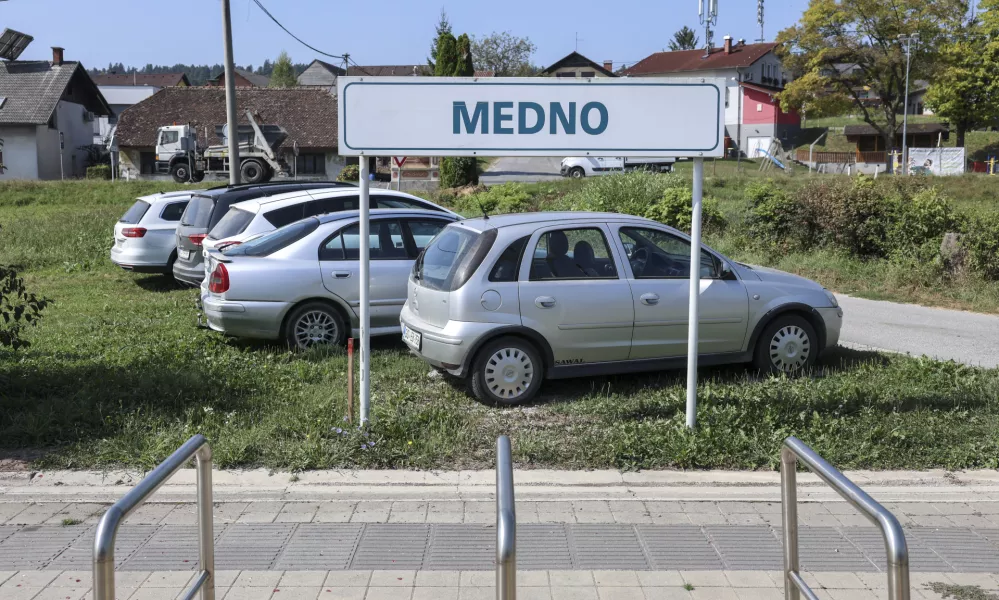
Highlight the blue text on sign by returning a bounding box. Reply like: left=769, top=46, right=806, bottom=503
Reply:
left=453, top=101, right=609, bottom=135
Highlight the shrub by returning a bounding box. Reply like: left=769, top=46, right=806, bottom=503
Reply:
left=86, top=165, right=111, bottom=180
left=886, top=187, right=961, bottom=259
left=336, top=164, right=360, bottom=182
left=645, top=186, right=726, bottom=233
left=439, top=157, right=478, bottom=188
left=453, top=183, right=532, bottom=215
left=964, top=213, right=999, bottom=281
left=0, top=262, right=51, bottom=350
left=745, top=181, right=807, bottom=253
left=555, top=170, right=685, bottom=214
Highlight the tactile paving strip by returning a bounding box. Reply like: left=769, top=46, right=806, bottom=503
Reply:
left=50, top=525, right=158, bottom=569
left=637, top=526, right=724, bottom=570
left=274, top=523, right=363, bottom=571
left=215, top=523, right=296, bottom=570
left=704, top=526, right=784, bottom=570
left=425, top=524, right=494, bottom=570
left=120, top=525, right=202, bottom=571
left=570, top=524, right=649, bottom=570
left=349, top=524, right=429, bottom=569
left=840, top=527, right=952, bottom=572
left=794, top=527, right=876, bottom=572
left=519, top=525, right=572, bottom=570
left=0, top=525, right=92, bottom=570
left=909, top=527, right=999, bottom=573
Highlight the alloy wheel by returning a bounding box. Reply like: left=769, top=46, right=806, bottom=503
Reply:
left=484, top=347, right=534, bottom=400
left=294, top=310, right=338, bottom=348
left=768, top=325, right=811, bottom=372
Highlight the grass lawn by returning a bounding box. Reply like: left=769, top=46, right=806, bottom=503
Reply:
left=1, top=181, right=999, bottom=471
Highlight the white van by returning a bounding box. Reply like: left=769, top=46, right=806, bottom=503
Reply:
left=560, top=157, right=675, bottom=178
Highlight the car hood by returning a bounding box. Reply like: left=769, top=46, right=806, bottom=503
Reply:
left=744, top=264, right=824, bottom=291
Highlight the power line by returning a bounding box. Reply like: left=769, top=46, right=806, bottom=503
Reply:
left=251, top=0, right=347, bottom=61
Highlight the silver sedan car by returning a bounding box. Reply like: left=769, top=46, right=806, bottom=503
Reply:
left=401, top=212, right=843, bottom=405
left=202, top=209, right=458, bottom=348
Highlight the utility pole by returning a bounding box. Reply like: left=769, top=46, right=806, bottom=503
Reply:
left=221, top=0, right=241, bottom=185
left=899, top=34, right=918, bottom=176
left=699, top=0, right=718, bottom=58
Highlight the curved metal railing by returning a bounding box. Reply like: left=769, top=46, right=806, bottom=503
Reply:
left=93, top=435, right=215, bottom=600
left=781, top=436, right=909, bottom=600
left=496, top=435, right=516, bottom=600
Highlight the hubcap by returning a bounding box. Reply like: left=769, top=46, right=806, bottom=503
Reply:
left=769, top=325, right=811, bottom=372
left=294, top=310, right=338, bottom=348
left=484, top=347, right=534, bottom=400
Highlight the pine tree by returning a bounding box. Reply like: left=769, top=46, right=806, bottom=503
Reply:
left=428, top=9, right=452, bottom=70
left=269, top=51, right=298, bottom=88
left=668, top=26, right=700, bottom=51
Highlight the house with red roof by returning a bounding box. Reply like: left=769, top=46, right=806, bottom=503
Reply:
left=622, top=37, right=800, bottom=158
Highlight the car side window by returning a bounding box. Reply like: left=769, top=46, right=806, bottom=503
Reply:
left=160, top=201, right=188, bottom=222
left=307, top=195, right=358, bottom=217
left=373, top=195, right=442, bottom=212
left=404, top=219, right=449, bottom=255
left=319, top=220, right=408, bottom=261
left=489, top=236, right=529, bottom=282
left=263, top=204, right=306, bottom=228
left=618, top=227, right=721, bottom=279
left=529, top=228, right=618, bottom=281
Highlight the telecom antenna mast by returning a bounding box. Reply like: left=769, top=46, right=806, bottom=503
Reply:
left=757, top=0, right=765, bottom=42
left=699, top=0, right=719, bottom=58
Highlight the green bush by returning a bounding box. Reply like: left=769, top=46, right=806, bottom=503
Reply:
left=887, top=187, right=961, bottom=259
left=645, top=186, right=726, bottom=234
left=85, top=165, right=111, bottom=180
left=745, top=181, right=808, bottom=253
left=964, top=212, right=999, bottom=280
left=452, top=183, right=532, bottom=215
left=336, top=164, right=360, bottom=182
left=439, top=157, right=478, bottom=188
left=555, top=170, right=684, bottom=214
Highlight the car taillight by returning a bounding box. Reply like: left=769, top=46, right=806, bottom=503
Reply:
left=217, top=240, right=242, bottom=251
left=122, top=227, right=147, bottom=238
left=208, top=263, right=229, bottom=293
left=189, top=233, right=207, bottom=246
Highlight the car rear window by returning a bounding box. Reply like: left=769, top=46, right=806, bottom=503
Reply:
left=414, top=226, right=495, bottom=292
left=120, top=200, right=150, bottom=224
left=224, top=218, right=319, bottom=257
left=181, top=196, right=216, bottom=227
left=208, top=208, right=255, bottom=240
left=263, top=204, right=306, bottom=227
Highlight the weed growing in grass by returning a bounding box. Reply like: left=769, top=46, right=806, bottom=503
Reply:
left=927, top=583, right=999, bottom=600
left=61, top=518, right=82, bottom=526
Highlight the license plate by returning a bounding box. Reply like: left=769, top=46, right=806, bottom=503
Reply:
left=402, top=325, right=421, bottom=349
left=179, top=249, right=192, bottom=260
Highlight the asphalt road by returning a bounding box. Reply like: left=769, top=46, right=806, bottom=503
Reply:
left=479, top=156, right=565, bottom=184
left=836, top=294, right=999, bottom=368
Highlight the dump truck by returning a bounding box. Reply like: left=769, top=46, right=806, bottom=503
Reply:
left=155, top=110, right=292, bottom=184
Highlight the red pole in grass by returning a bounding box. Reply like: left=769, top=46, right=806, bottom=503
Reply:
left=347, top=338, right=354, bottom=425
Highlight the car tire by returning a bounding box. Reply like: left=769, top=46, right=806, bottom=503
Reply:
left=569, top=167, right=585, bottom=179
left=170, top=162, right=191, bottom=183
left=753, top=315, right=818, bottom=375
left=470, top=337, right=543, bottom=406
left=283, top=302, right=346, bottom=350
left=240, top=159, right=266, bottom=185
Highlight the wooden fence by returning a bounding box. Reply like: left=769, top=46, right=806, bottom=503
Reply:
left=795, top=149, right=888, bottom=164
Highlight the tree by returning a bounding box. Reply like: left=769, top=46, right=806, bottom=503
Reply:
left=668, top=26, right=700, bottom=51
left=269, top=51, right=298, bottom=88
left=432, top=26, right=478, bottom=186
left=471, top=31, right=538, bottom=76
left=776, top=0, right=966, bottom=171
left=455, top=34, right=475, bottom=77
left=428, top=9, right=452, bottom=70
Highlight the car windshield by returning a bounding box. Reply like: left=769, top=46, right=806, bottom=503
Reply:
left=224, top=218, right=319, bottom=257
left=119, top=200, right=150, bottom=224
left=414, top=226, right=486, bottom=291
left=209, top=208, right=254, bottom=240
left=181, top=195, right=216, bottom=227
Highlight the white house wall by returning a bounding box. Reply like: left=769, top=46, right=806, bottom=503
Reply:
left=0, top=126, right=40, bottom=180
left=55, top=100, right=96, bottom=177
left=35, top=125, right=61, bottom=180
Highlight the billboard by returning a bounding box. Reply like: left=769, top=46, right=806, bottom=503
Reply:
left=907, top=147, right=966, bottom=176
left=337, top=77, right=726, bottom=158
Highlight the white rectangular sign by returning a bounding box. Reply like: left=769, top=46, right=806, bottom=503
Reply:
left=337, top=77, right=725, bottom=158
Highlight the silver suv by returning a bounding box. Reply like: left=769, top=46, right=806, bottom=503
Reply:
left=400, top=212, right=843, bottom=405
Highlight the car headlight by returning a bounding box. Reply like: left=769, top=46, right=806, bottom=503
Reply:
left=823, top=289, right=838, bottom=307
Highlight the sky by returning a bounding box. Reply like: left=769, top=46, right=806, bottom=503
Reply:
left=1, top=0, right=809, bottom=72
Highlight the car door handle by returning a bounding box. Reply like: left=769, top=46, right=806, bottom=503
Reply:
left=535, top=296, right=557, bottom=309
left=640, top=293, right=660, bottom=306
left=332, top=271, right=351, bottom=279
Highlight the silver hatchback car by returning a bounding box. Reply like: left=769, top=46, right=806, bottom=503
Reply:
left=202, top=209, right=458, bottom=348
left=401, top=212, right=843, bottom=405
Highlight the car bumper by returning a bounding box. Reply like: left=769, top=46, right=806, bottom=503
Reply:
left=559, top=166, right=569, bottom=176
left=203, top=296, right=289, bottom=340
left=173, top=258, right=205, bottom=286
left=110, top=246, right=172, bottom=273
left=815, top=306, right=843, bottom=349
left=399, top=304, right=499, bottom=377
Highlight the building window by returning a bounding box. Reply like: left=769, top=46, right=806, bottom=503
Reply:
left=556, top=72, right=576, bottom=78
left=296, top=153, right=326, bottom=175
left=581, top=71, right=595, bottom=78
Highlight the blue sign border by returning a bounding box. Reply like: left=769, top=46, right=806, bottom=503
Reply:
left=341, top=81, right=722, bottom=154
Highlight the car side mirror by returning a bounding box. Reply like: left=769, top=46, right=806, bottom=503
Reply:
left=719, top=262, right=737, bottom=280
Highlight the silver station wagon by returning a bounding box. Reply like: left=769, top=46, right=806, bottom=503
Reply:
left=400, top=212, right=843, bottom=405
left=202, top=209, right=458, bottom=349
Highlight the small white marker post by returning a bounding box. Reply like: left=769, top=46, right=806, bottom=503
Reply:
left=686, top=157, right=705, bottom=429
left=358, top=157, right=371, bottom=424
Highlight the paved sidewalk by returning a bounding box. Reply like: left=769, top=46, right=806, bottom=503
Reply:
left=11, top=569, right=999, bottom=600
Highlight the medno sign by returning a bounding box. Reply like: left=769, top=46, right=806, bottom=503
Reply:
left=337, top=76, right=726, bottom=158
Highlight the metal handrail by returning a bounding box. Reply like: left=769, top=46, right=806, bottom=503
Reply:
left=496, top=435, right=516, bottom=600
left=781, top=437, right=909, bottom=600
left=93, top=435, right=215, bottom=600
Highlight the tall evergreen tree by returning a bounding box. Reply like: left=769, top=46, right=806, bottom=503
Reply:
left=428, top=9, right=453, bottom=70
left=668, top=26, right=700, bottom=51
left=269, top=51, right=298, bottom=88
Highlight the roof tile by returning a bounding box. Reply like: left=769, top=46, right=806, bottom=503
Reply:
left=622, top=43, right=777, bottom=76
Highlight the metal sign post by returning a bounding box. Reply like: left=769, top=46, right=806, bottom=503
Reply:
left=337, top=76, right=724, bottom=428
